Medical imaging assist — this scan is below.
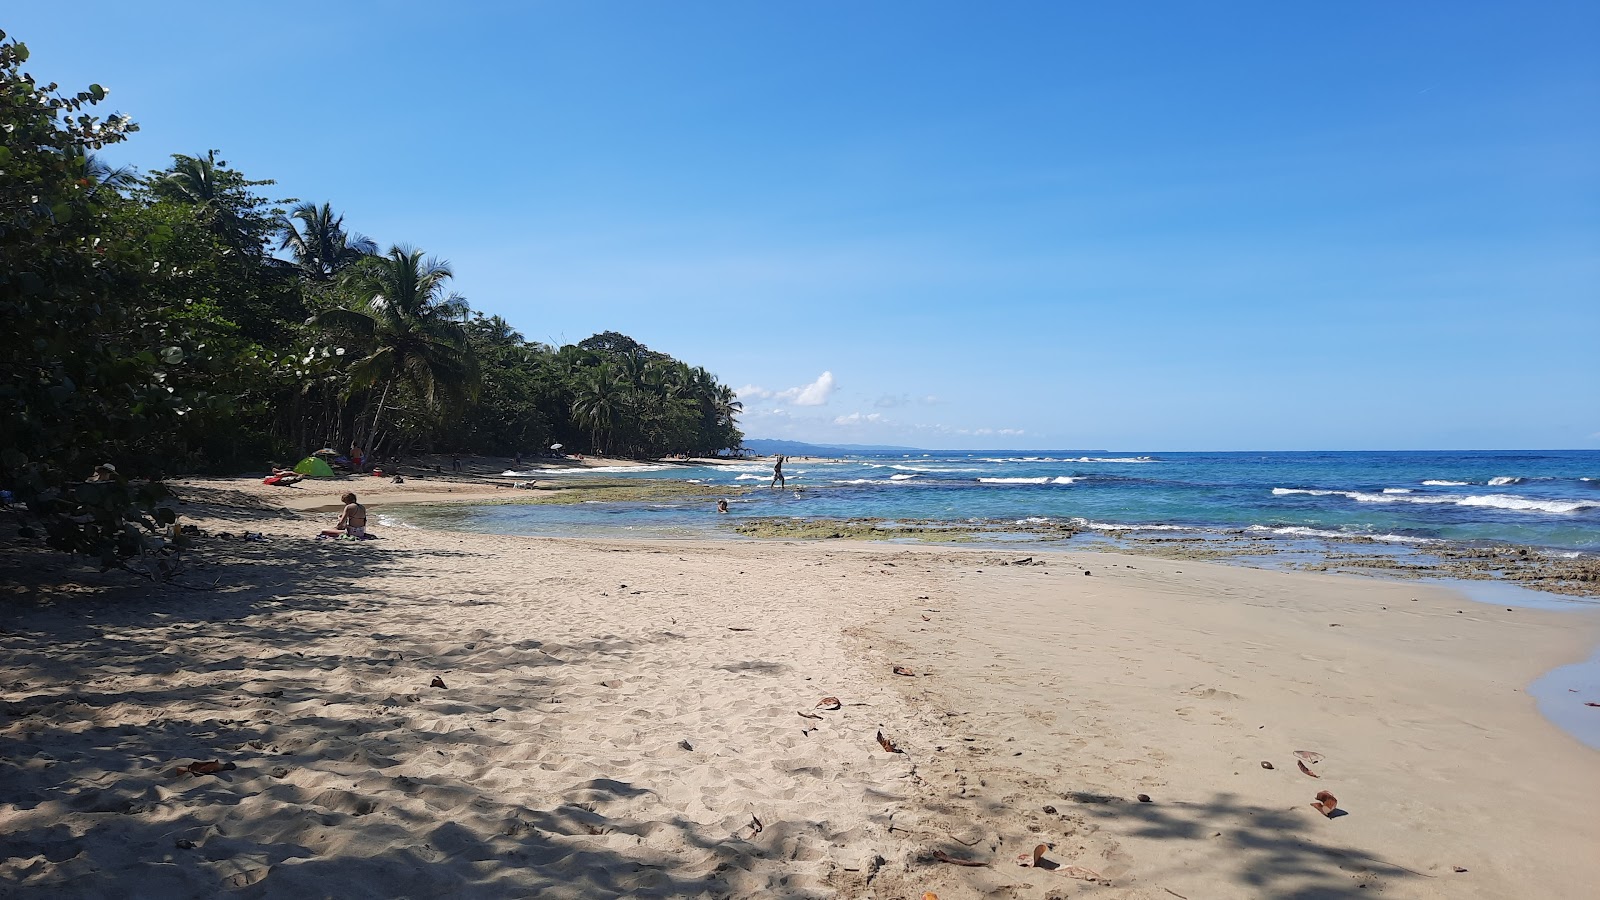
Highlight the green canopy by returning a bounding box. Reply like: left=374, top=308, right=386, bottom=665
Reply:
left=293, top=456, right=337, bottom=477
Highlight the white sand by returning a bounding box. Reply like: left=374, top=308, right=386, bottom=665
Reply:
left=2, top=480, right=1596, bottom=898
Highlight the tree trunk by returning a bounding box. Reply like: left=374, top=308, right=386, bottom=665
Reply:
left=362, top=379, right=393, bottom=465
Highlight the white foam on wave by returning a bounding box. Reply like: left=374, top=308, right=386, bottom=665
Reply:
left=734, top=474, right=766, bottom=481
left=887, top=464, right=985, bottom=473
left=889, top=473, right=919, bottom=481
left=1015, top=516, right=1052, bottom=524
left=1275, top=487, right=1598, bottom=514
left=1458, top=494, right=1598, bottom=514
left=1052, top=476, right=1078, bottom=484
left=1382, top=488, right=1412, bottom=494
left=1072, top=456, right=1156, bottom=463
left=1247, top=524, right=1432, bottom=544
left=1072, top=518, right=1192, bottom=532
left=1488, top=476, right=1524, bottom=486
left=978, top=476, right=1051, bottom=484
left=1422, top=480, right=1469, bottom=486
left=834, top=477, right=920, bottom=486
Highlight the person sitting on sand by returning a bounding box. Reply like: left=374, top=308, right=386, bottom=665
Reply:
left=771, top=455, right=786, bottom=489
left=716, top=499, right=729, bottom=514
left=320, top=492, right=368, bottom=538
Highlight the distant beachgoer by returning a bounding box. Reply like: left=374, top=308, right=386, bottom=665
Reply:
left=320, top=492, right=368, bottom=538
left=88, top=463, right=116, bottom=482
left=264, top=468, right=303, bottom=487
left=771, top=455, right=786, bottom=489
left=452, top=455, right=462, bottom=472
left=350, top=444, right=364, bottom=471
left=716, top=499, right=729, bottom=514
left=514, top=452, right=523, bottom=467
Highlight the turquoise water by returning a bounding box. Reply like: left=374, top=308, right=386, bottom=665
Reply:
left=389, top=450, right=1600, bottom=554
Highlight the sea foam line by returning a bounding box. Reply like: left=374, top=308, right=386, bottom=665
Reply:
left=1273, top=487, right=1598, bottom=514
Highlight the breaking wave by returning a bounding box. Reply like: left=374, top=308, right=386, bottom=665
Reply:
left=1246, top=525, right=1432, bottom=544
left=1274, top=487, right=1598, bottom=514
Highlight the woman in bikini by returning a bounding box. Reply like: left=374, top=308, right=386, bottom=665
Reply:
left=321, top=492, right=368, bottom=538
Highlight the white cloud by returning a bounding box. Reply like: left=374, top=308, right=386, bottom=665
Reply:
left=742, top=371, right=838, bottom=407
left=833, top=411, right=885, bottom=426
left=781, top=371, right=837, bottom=406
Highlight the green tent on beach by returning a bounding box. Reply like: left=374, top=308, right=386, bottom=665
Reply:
left=293, top=456, right=337, bottom=477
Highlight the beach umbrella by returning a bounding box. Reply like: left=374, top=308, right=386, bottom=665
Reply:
left=550, top=443, right=563, bottom=450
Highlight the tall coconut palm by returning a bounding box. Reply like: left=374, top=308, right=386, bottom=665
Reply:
left=310, top=245, right=479, bottom=451
left=153, top=149, right=224, bottom=205
left=279, top=202, right=376, bottom=281
left=571, top=365, right=624, bottom=453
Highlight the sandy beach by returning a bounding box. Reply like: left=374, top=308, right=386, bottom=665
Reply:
left=3, top=475, right=1598, bottom=898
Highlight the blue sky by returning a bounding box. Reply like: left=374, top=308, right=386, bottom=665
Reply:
left=11, top=2, right=1597, bottom=449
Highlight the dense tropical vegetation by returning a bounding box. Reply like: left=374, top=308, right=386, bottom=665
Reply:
left=0, top=30, right=742, bottom=564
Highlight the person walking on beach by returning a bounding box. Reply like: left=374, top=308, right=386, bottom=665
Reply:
left=771, top=455, right=786, bottom=489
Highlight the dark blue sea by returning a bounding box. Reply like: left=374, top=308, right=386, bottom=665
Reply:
left=388, top=449, right=1600, bottom=556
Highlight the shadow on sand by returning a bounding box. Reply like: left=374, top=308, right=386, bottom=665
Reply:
left=0, top=539, right=812, bottom=898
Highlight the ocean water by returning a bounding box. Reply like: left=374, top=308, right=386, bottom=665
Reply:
left=390, top=450, right=1600, bottom=557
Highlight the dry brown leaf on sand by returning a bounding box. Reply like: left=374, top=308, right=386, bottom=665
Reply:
left=797, top=711, right=823, bottom=720
left=1294, top=750, right=1323, bottom=764
left=933, top=849, right=989, bottom=867
left=893, top=665, right=917, bottom=676
left=1585, top=702, right=1600, bottom=708
left=1016, top=842, right=1058, bottom=869
left=750, top=814, right=764, bottom=834
left=1297, top=760, right=1320, bottom=777
left=430, top=676, right=447, bottom=689
left=816, top=696, right=842, bottom=710
left=1060, top=864, right=1102, bottom=881
left=1311, top=790, right=1339, bottom=817
left=877, top=730, right=905, bottom=753
left=921, top=615, right=931, bottom=621
left=1261, top=761, right=1275, bottom=770
left=923, top=894, right=940, bottom=900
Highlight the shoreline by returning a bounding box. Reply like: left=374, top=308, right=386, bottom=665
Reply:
left=3, top=481, right=1597, bottom=896
left=196, top=467, right=1600, bottom=599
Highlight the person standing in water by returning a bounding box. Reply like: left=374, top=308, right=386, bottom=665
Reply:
left=771, top=455, right=786, bottom=489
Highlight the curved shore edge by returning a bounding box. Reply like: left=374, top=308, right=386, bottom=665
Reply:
left=2, top=477, right=1597, bottom=898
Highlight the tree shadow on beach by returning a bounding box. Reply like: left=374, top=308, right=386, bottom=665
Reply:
left=1073, top=790, right=1425, bottom=898
left=0, top=539, right=828, bottom=898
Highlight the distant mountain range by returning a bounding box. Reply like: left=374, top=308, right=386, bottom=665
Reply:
left=741, top=438, right=927, bottom=456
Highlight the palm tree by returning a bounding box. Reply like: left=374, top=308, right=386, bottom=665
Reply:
left=279, top=202, right=376, bottom=281
left=310, top=245, right=479, bottom=452
left=153, top=149, right=224, bottom=205
left=571, top=365, right=624, bottom=453
left=146, top=149, right=278, bottom=255
left=80, top=153, right=137, bottom=200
